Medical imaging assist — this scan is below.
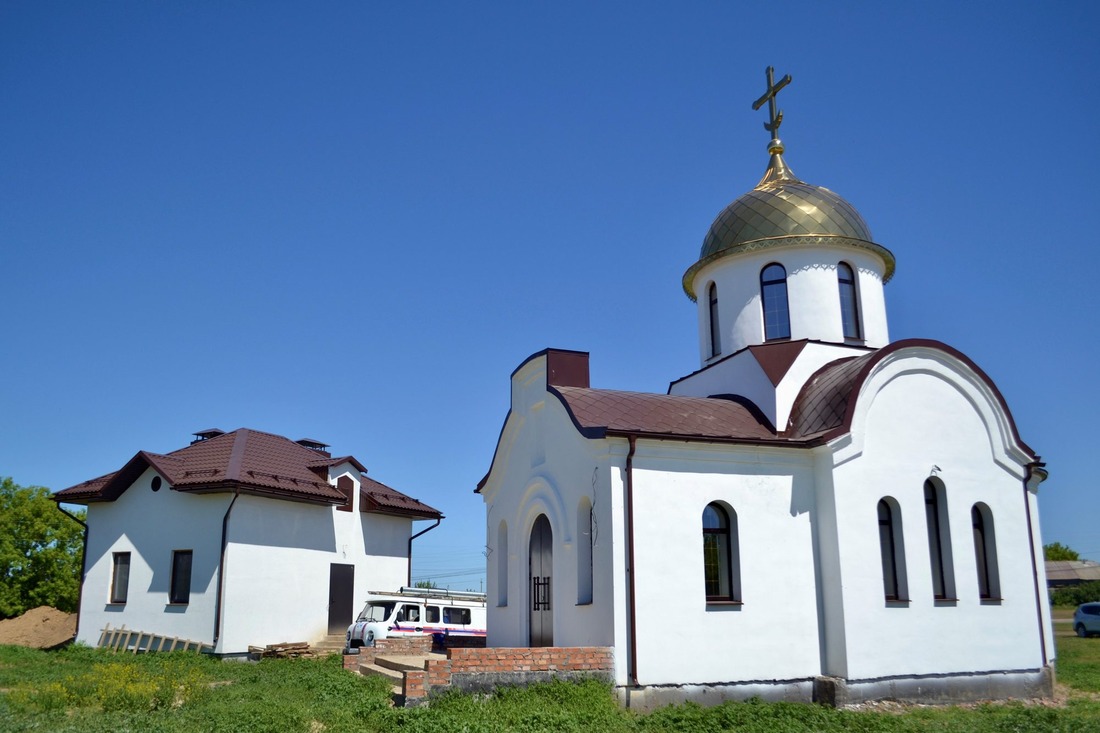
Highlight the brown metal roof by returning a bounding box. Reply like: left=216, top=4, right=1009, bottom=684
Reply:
left=787, top=353, right=872, bottom=438
left=360, top=476, right=442, bottom=519
left=551, top=386, right=778, bottom=441
left=54, top=428, right=431, bottom=514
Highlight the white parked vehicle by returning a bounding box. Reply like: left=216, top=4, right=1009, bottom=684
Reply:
left=345, top=586, right=487, bottom=649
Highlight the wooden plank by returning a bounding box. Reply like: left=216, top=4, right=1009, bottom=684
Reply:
left=97, top=624, right=110, bottom=648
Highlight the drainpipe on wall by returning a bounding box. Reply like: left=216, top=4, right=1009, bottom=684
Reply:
left=55, top=504, right=88, bottom=642
left=213, top=489, right=240, bottom=647
left=1023, top=461, right=1049, bottom=666
left=625, top=435, right=639, bottom=687
left=408, top=517, right=442, bottom=587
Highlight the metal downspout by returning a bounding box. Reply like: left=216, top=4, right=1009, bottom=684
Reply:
left=213, top=489, right=240, bottom=647
left=1023, top=462, right=1049, bottom=667
left=625, top=435, right=639, bottom=687
left=407, top=517, right=441, bottom=587
left=55, top=504, right=88, bottom=642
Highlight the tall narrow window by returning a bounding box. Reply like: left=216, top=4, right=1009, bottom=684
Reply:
left=497, top=520, right=508, bottom=607
left=170, top=550, right=193, bottom=604
left=702, top=503, right=740, bottom=602
left=924, top=479, right=954, bottom=600
left=577, top=498, right=593, bottom=604
left=972, top=504, right=1000, bottom=599
left=837, top=262, right=862, bottom=339
left=760, top=263, right=791, bottom=340
left=708, top=283, right=721, bottom=358
left=878, top=498, right=907, bottom=601
left=110, top=552, right=130, bottom=604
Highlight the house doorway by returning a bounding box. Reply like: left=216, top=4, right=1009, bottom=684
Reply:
left=327, top=563, right=355, bottom=634
left=529, top=514, right=553, bottom=647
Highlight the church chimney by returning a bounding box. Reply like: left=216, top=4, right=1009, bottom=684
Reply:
left=545, top=349, right=590, bottom=388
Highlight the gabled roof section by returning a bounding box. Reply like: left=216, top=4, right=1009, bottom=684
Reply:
left=551, top=385, right=778, bottom=441
left=55, top=428, right=381, bottom=506
left=748, top=340, right=808, bottom=386
left=359, top=476, right=442, bottom=520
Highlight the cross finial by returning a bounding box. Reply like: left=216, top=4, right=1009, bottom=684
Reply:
left=752, top=66, right=792, bottom=148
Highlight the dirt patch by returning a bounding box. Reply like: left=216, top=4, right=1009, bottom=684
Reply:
left=0, top=607, right=77, bottom=649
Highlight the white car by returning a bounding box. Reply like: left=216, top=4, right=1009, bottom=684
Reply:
left=1074, top=602, right=1100, bottom=638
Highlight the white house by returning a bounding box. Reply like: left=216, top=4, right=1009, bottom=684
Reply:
left=477, top=73, right=1054, bottom=707
left=55, top=428, right=441, bottom=656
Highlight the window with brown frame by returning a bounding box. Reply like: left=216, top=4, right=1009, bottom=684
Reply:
left=703, top=503, right=740, bottom=603
left=760, top=263, right=791, bottom=340
left=837, top=262, right=862, bottom=339
left=110, top=552, right=130, bottom=604
left=708, top=282, right=721, bottom=358
left=169, top=550, right=192, bottom=604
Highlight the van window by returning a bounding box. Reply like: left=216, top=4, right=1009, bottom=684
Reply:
left=443, top=607, right=471, bottom=625
left=360, top=602, right=395, bottom=622
left=397, top=604, right=420, bottom=623
left=426, top=605, right=440, bottom=623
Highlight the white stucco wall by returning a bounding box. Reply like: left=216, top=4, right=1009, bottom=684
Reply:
left=826, top=349, right=1048, bottom=681
left=76, top=467, right=229, bottom=647
left=629, top=442, right=822, bottom=686
left=693, top=247, right=889, bottom=361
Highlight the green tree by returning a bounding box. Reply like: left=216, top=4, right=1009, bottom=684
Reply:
left=1044, top=542, right=1080, bottom=561
left=0, top=477, right=85, bottom=618
left=414, top=579, right=438, bottom=589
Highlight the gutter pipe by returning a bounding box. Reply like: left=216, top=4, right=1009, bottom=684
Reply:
left=1023, top=461, right=1049, bottom=667
left=213, top=489, right=240, bottom=647
left=408, top=517, right=442, bottom=587
left=625, top=435, right=639, bottom=687
left=55, top=503, right=88, bottom=642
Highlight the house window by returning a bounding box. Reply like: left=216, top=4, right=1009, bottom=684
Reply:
left=924, top=479, right=954, bottom=600
left=837, top=262, right=862, bottom=339
left=972, top=504, right=1000, bottom=599
left=577, top=498, right=593, bottom=604
left=708, top=282, right=721, bottom=358
left=878, top=498, right=908, bottom=601
left=110, top=552, right=130, bottom=604
left=169, top=550, right=193, bottom=605
left=760, top=263, right=791, bottom=340
left=702, top=503, right=740, bottom=602
left=336, top=475, right=354, bottom=512
left=497, top=520, right=508, bottom=607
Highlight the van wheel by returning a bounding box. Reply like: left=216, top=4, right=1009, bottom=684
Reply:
left=1076, top=624, right=1088, bottom=638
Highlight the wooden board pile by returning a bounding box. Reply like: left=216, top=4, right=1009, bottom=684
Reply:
left=249, top=641, right=316, bottom=659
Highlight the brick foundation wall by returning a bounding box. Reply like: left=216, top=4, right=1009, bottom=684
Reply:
left=440, top=635, right=487, bottom=650
left=403, top=646, right=613, bottom=702
left=342, top=650, right=359, bottom=671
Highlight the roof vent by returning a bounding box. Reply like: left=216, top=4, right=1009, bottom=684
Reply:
left=191, top=428, right=226, bottom=444
left=296, top=438, right=330, bottom=453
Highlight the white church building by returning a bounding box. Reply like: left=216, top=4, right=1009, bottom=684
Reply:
left=477, top=70, right=1054, bottom=706
left=55, top=427, right=441, bottom=656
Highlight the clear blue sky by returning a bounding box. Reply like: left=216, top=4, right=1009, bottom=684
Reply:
left=3, top=2, right=1098, bottom=589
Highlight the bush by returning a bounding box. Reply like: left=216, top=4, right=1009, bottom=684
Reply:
left=1051, top=581, right=1100, bottom=607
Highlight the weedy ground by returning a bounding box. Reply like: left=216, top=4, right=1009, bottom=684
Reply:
left=1, top=611, right=1097, bottom=733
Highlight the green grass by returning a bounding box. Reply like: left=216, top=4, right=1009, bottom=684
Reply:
left=1, top=642, right=1099, bottom=733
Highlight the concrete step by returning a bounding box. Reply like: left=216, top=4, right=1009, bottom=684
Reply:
left=359, top=661, right=405, bottom=695
left=312, top=634, right=348, bottom=654
left=375, top=652, right=444, bottom=673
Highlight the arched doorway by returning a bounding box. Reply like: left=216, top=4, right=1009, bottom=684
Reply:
left=529, top=514, right=553, bottom=646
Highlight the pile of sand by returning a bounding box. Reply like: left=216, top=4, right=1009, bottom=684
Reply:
left=0, top=606, right=77, bottom=649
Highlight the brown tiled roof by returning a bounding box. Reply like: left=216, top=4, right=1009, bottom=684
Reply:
left=360, top=476, right=441, bottom=519
left=54, top=429, right=424, bottom=510
left=787, top=353, right=874, bottom=438
left=551, top=386, right=778, bottom=441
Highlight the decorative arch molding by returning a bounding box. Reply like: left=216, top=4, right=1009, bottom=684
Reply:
left=518, top=475, right=573, bottom=545
left=831, top=341, right=1035, bottom=474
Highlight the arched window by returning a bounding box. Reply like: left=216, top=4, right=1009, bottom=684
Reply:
left=760, top=263, right=791, bottom=340
left=702, top=503, right=740, bottom=602
left=878, top=498, right=908, bottom=601
left=924, top=479, right=955, bottom=600
left=577, top=498, right=593, bottom=604
left=497, top=520, right=508, bottom=606
left=837, top=262, right=862, bottom=339
left=708, top=283, right=720, bottom=358
left=972, top=504, right=1000, bottom=600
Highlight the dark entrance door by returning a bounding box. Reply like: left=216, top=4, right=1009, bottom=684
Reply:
left=529, top=514, right=553, bottom=647
left=327, top=563, right=355, bottom=634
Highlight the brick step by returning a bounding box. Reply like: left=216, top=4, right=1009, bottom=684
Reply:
left=375, top=653, right=443, bottom=673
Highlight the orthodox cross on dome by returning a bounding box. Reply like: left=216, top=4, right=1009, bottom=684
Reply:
left=752, top=66, right=792, bottom=139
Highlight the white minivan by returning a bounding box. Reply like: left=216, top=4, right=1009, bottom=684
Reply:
left=345, top=586, right=487, bottom=649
